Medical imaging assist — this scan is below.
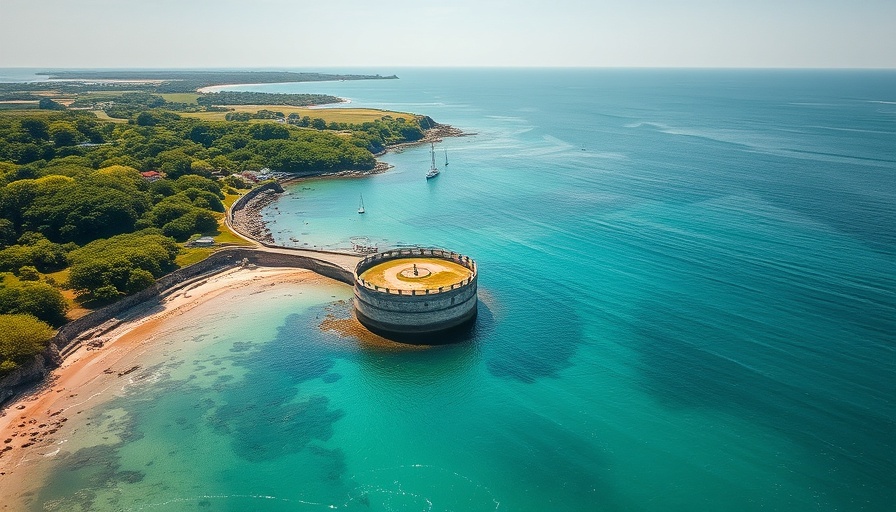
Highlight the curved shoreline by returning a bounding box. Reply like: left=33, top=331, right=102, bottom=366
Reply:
left=0, top=266, right=339, bottom=506
left=381, top=123, right=469, bottom=155
left=229, top=123, right=467, bottom=249
left=0, top=117, right=468, bottom=438
left=0, top=119, right=467, bottom=405
left=0, top=116, right=473, bottom=502
left=0, top=246, right=360, bottom=405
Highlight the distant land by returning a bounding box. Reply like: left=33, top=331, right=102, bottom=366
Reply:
left=6, top=70, right=399, bottom=94
left=0, top=65, right=452, bottom=398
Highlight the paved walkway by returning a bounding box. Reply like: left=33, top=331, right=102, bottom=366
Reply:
left=253, top=244, right=362, bottom=274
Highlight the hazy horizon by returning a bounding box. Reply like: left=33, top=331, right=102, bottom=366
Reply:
left=3, top=0, right=895, bottom=69
left=4, top=66, right=896, bottom=71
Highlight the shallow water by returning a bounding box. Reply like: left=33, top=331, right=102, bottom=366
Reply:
left=20, top=69, right=896, bottom=511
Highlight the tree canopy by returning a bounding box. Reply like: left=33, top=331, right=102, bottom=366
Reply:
left=0, top=281, right=68, bottom=326
left=67, top=230, right=180, bottom=298
left=0, top=313, right=54, bottom=375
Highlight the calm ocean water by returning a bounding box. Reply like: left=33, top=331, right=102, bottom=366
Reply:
left=24, top=69, right=896, bottom=511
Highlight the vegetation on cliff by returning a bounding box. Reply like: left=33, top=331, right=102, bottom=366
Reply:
left=0, top=162, right=226, bottom=297
left=0, top=314, right=54, bottom=375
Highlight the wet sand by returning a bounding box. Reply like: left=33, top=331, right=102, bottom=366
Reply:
left=0, top=266, right=332, bottom=508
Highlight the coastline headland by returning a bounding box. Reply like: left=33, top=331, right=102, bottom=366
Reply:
left=34, top=70, right=399, bottom=94
left=0, top=122, right=468, bottom=406
left=0, top=119, right=480, bottom=497
left=226, top=121, right=468, bottom=245
left=379, top=120, right=468, bottom=155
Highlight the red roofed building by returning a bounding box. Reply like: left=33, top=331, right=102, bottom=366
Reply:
left=140, top=171, right=162, bottom=182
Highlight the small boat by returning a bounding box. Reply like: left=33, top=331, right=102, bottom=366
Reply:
left=350, top=236, right=378, bottom=254
left=444, top=149, right=449, bottom=166
left=426, top=142, right=440, bottom=179
left=358, top=194, right=365, bottom=214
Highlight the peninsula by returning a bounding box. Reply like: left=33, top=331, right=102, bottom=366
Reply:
left=0, top=69, right=466, bottom=409
left=3, top=70, right=397, bottom=95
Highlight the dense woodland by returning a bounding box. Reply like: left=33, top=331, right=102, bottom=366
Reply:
left=0, top=107, right=428, bottom=178
left=57, top=91, right=344, bottom=118
left=196, top=91, right=341, bottom=107
left=0, top=96, right=429, bottom=375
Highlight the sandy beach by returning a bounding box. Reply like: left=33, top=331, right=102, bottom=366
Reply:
left=0, top=111, right=468, bottom=508
left=0, top=266, right=334, bottom=507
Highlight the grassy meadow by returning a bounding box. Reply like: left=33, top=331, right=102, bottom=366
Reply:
left=182, top=106, right=415, bottom=124
left=90, top=110, right=129, bottom=122
left=159, top=93, right=200, bottom=104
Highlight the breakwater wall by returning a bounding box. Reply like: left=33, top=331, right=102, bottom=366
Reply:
left=229, top=180, right=284, bottom=221
left=229, top=181, right=285, bottom=244
left=353, top=248, right=478, bottom=338
left=0, top=247, right=353, bottom=406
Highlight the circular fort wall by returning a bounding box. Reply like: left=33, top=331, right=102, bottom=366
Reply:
left=353, top=248, right=478, bottom=337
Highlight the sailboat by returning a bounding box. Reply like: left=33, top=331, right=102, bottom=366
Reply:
left=357, top=194, right=365, bottom=214
left=426, top=142, right=440, bottom=179
left=444, top=149, right=449, bottom=166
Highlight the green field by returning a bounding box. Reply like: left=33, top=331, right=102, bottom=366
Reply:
left=60, top=90, right=140, bottom=101
left=175, top=247, right=215, bottom=267
left=90, top=110, right=129, bottom=122
left=212, top=222, right=254, bottom=246
left=0, top=103, right=38, bottom=110
left=160, top=93, right=200, bottom=104
left=182, top=106, right=415, bottom=124
left=0, top=108, right=56, bottom=117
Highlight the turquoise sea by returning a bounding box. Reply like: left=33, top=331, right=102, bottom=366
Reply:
left=20, top=69, right=896, bottom=511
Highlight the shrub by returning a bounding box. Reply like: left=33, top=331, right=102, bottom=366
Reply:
left=92, top=285, right=121, bottom=303
left=162, top=208, right=217, bottom=241
left=126, top=268, right=155, bottom=294
left=0, top=282, right=69, bottom=326
left=17, top=265, right=40, bottom=281
left=0, top=314, right=54, bottom=375
left=67, top=230, right=178, bottom=296
left=0, top=239, right=68, bottom=273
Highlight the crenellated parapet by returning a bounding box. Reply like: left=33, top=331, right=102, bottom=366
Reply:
left=353, top=248, right=478, bottom=341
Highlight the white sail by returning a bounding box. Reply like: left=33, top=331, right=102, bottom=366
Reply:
left=426, top=142, right=440, bottom=179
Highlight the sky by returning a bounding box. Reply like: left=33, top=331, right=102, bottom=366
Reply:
left=1, top=0, right=894, bottom=69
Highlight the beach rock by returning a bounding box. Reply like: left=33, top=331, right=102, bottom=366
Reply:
left=231, top=189, right=281, bottom=244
